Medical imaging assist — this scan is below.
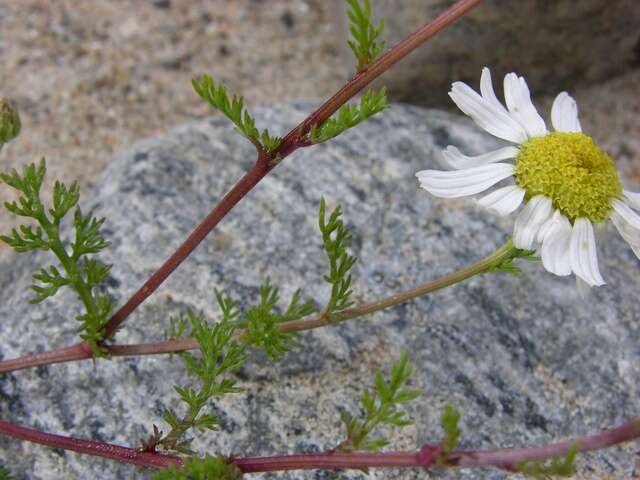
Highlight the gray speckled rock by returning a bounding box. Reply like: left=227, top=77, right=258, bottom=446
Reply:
left=1, top=102, right=639, bottom=479
left=346, top=0, right=640, bottom=106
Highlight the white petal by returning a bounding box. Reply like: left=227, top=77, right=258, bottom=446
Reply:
left=441, top=145, right=519, bottom=170
left=416, top=163, right=514, bottom=198
left=611, top=210, right=640, bottom=260
left=537, top=210, right=563, bottom=243
left=449, top=82, right=528, bottom=144
left=569, top=218, right=605, bottom=287
left=540, top=212, right=572, bottom=276
left=479, top=67, right=504, bottom=110
left=513, top=195, right=553, bottom=249
left=503, top=73, right=547, bottom=137
left=477, top=185, right=525, bottom=216
left=612, top=199, right=640, bottom=230
left=623, top=190, right=640, bottom=210
left=551, top=92, right=582, bottom=132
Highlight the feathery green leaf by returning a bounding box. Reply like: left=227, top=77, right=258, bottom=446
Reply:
left=0, top=98, right=21, bottom=146
left=339, top=352, right=420, bottom=452
left=438, top=404, right=461, bottom=464
left=0, top=159, right=113, bottom=355
left=242, top=278, right=313, bottom=361
left=158, top=309, right=247, bottom=452
left=517, top=442, right=579, bottom=479
left=346, top=0, right=385, bottom=70
left=192, top=74, right=281, bottom=153
left=309, top=88, right=387, bottom=144
left=318, top=198, right=358, bottom=316
left=151, top=454, right=243, bottom=480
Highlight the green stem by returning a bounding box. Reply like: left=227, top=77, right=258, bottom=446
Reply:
left=160, top=392, right=206, bottom=450
left=39, top=215, right=100, bottom=337
left=0, top=0, right=483, bottom=372
left=0, top=240, right=519, bottom=372
left=279, top=240, right=518, bottom=333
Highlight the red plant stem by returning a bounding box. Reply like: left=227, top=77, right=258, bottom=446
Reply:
left=100, top=154, right=273, bottom=340
left=0, top=343, right=91, bottom=373
left=450, top=418, right=640, bottom=468
left=1, top=418, right=638, bottom=474
left=0, top=238, right=514, bottom=373
left=276, top=0, right=483, bottom=157
left=234, top=451, right=428, bottom=472
left=0, top=420, right=181, bottom=470
left=0, top=0, right=483, bottom=373
left=102, top=0, right=482, bottom=338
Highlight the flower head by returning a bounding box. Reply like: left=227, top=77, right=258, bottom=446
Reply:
left=416, top=68, right=640, bottom=287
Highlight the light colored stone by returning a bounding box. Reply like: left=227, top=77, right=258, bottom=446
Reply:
left=1, top=103, right=639, bottom=478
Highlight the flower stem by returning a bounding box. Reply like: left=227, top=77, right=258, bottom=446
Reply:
left=0, top=420, right=181, bottom=470
left=0, top=240, right=516, bottom=371
left=279, top=240, right=517, bottom=334
left=100, top=153, right=274, bottom=341
left=96, top=0, right=483, bottom=344
left=1, top=417, right=638, bottom=474
left=0, top=0, right=483, bottom=371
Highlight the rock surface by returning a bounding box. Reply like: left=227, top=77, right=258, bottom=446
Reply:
left=1, top=102, right=639, bottom=479
left=358, top=0, right=640, bottom=106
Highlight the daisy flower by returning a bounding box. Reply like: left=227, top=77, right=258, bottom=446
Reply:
left=416, top=68, right=640, bottom=287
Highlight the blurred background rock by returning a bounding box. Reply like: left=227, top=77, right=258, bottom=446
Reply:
left=1, top=0, right=639, bottom=239
left=364, top=0, right=640, bottom=105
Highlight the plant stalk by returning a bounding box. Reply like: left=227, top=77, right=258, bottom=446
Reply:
left=0, top=0, right=483, bottom=370
left=0, top=240, right=516, bottom=371
left=1, top=418, right=638, bottom=473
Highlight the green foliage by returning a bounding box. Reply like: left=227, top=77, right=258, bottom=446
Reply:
left=0, top=159, right=113, bottom=355
left=156, top=281, right=313, bottom=451
left=489, top=247, right=539, bottom=276
left=0, top=98, right=21, bottom=146
left=159, top=310, right=247, bottom=453
left=192, top=75, right=281, bottom=153
left=30, top=265, right=70, bottom=303
left=71, top=208, right=109, bottom=260
left=437, top=404, right=461, bottom=464
left=517, top=443, right=579, bottom=479
left=346, top=0, right=385, bottom=71
left=339, top=352, right=420, bottom=452
left=242, top=279, right=316, bottom=361
left=151, top=455, right=243, bottom=480
left=318, top=198, right=357, bottom=317
left=0, top=467, right=12, bottom=480
left=165, top=315, right=188, bottom=341
left=309, top=88, right=388, bottom=144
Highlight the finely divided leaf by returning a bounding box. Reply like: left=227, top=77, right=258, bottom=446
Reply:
left=339, top=352, right=420, bottom=452
left=309, top=88, right=388, bottom=144
left=192, top=74, right=281, bottom=153
left=318, top=198, right=358, bottom=316
left=346, top=0, right=385, bottom=70
left=1, top=159, right=114, bottom=355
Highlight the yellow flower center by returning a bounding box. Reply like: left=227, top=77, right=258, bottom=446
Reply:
left=514, top=132, right=622, bottom=223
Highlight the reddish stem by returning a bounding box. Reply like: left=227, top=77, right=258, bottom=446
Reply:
left=450, top=418, right=640, bottom=468
left=0, top=0, right=483, bottom=374
left=101, top=153, right=273, bottom=340
left=277, top=0, right=482, bottom=157
left=1, top=418, right=638, bottom=474
left=0, top=420, right=181, bottom=469
left=102, top=0, right=482, bottom=339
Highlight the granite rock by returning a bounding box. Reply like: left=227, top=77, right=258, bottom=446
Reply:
left=1, top=102, right=639, bottom=479
left=348, top=0, right=640, bottom=106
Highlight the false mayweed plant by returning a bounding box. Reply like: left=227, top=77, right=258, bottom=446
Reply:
left=0, top=1, right=638, bottom=478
